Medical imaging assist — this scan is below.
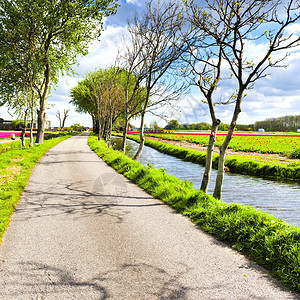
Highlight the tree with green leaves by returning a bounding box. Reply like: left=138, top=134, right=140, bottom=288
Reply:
left=70, top=67, right=139, bottom=142
left=0, top=0, right=118, bottom=144
left=165, top=119, right=180, bottom=130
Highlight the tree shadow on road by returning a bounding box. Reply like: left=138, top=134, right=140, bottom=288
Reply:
left=14, top=176, right=164, bottom=223
left=0, top=260, right=192, bottom=299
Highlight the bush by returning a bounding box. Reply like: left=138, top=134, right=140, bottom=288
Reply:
left=289, top=147, right=300, bottom=159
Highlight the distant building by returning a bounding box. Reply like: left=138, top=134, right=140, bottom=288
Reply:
left=297, top=129, right=300, bottom=133
left=258, top=128, right=265, bottom=132
left=0, top=118, right=12, bottom=130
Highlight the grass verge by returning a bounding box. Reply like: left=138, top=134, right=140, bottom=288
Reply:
left=116, top=133, right=300, bottom=181
left=88, top=135, right=300, bottom=293
left=0, top=134, right=75, bottom=243
left=0, top=132, right=72, bottom=154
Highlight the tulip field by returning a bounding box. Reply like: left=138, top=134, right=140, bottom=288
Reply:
left=131, top=132, right=300, bottom=156
left=0, top=131, right=33, bottom=139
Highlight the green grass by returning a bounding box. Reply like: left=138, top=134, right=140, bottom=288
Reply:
left=0, top=132, right=72, bottom=154
left=0, top=134, right=75, bottom=243
left=118, top=133, right=300, bottom=180
left=88, top=135, right=300, bottom=293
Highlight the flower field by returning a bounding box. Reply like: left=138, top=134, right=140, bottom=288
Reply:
left=0, top=131, right=33, bottom=139
left=129, top=132, right=300, bottom=156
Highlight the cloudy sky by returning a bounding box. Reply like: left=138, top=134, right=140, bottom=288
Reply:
left=0, top=0, right=299, bottom=128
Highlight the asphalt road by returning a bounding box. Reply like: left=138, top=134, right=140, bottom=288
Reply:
left=0, top=133, right=298, bottom=299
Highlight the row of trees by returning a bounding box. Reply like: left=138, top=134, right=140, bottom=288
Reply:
left=255, top=115, right=300, bottom=132
left=71, top=0, right=299, bottom=199
left=70, top=66, right=144, bottom=146
left=165, top=120, right=254, bottom=131
left=0, top=0, right=118, bottom=145
left=165, top=120, right=211, bottom=131
left=165, top=119, right=255, bottom=131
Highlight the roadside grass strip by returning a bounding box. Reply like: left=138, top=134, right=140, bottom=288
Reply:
left=117, top=133, right=300, bottom=181
left=0, top=134, right=75, bottom=243
left=88, top=135, right=300, bottom=293
left=0, top=132, right=72, bottom=154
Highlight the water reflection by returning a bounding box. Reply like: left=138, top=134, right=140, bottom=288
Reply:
left=111, top=137, right=300, bottom=227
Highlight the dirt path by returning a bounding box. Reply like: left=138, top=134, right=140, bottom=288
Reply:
left=0, top=133, right=298, bottom=299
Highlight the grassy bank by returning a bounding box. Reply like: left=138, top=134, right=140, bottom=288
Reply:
left=116, top=133, right=300, bottom=181
left=0, top=132, right=73, bottom=154
left=88, top=135, right=300, bottom=292
left=0, top=134, right=75, bottom=243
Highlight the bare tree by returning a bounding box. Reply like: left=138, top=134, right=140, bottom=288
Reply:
left=116, top=48, right=145, bottom=153
left=56, top=110, right=63, bottom=130
left=184, top=0, right=300, bottom=199
left=56, top=109, right=70, bottom=130
left=182, top=3, right=230, bottom=193
left=62, top=109, right=70, bottom=130
left=122, top=0, right=191, bottom=160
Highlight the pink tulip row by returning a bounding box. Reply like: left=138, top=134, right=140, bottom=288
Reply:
left=0, top=131, right=33, bottom=138
left=128, top=131, right=300, bottom=138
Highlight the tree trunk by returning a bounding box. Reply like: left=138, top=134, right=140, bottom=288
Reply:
left=213, top=105, right=241, bottom=199
left=29, top=115, right=34, bottom=147
left=107, top=112, right=113, bottom=147
left=133, top=111, right=146, bottom=161
left=97, top=113, right=101, bottom=141
left=36, top=108, right=46, bottom=144
left=62, top=110, right=69, bottom=130
left=92, top=115, right=95, bottom=133
left=213, top=144, right=227, bottom=199
left=93, top=116, right=99, bottom=134
left=21, top=110, right=28, bottom=147
left=122, top=117, right=129, bottom=153
left=36, top=64, right=50, bottom=144
left=200, top=118, right=221, bottom=192
left=29, top=83, right=35, bottom=147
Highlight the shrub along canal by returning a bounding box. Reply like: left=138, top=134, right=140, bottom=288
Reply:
left=111, top=136, right=300, bottom=228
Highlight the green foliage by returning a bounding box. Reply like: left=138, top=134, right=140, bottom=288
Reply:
left=0, top=0, right=118, bottom=87
left=289, top=147, right=300, bottom=159
left=0, top=0, right=118, bottom=142
left=0, top=134, right=74, bottom=243
left=10, top=120, right=25, bottom=129
left=70, top=66, right=145, bottom=134
left=165, top=119, right=180, bottom=130
left=70, top=123, right=84, bottom=132
left=255, top=115, right=300, bottom=132
left=88, top=135, right=300, bottom=292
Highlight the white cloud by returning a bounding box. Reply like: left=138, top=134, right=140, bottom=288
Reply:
left=286, top=23, right=300, bottom=36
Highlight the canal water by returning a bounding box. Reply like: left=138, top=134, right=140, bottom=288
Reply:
left=111, top=137, right=300, bottom=227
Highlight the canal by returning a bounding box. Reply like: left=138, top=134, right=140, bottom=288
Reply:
left=112, top=136, right=300, bottom=227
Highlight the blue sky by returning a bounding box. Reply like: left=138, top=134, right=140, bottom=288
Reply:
left=0, top=0, right=299, bottom=128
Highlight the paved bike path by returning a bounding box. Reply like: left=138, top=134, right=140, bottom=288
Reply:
left=0, top=133, right=298, bottom=299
